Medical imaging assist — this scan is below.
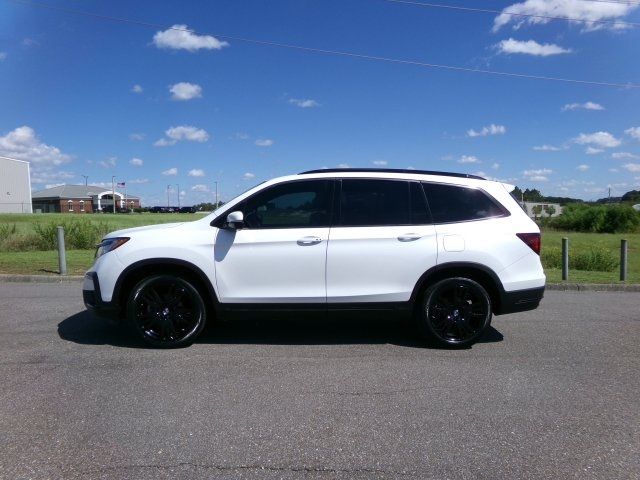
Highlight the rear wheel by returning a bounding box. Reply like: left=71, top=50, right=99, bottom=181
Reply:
left=127, top=274, right=206, bottom=348
left=418, top=277, right=492, bottom=348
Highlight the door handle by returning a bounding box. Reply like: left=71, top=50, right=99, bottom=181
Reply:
left=398, top=233, right=422, bottom=242
left=297, top=236, right=323, bottom=246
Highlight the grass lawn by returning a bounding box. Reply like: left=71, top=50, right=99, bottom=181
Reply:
left=0, top=212, right=204, bottom=234
left=0, top=249, right=95, bottom=275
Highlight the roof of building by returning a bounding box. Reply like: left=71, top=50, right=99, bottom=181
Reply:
left=0, top=155, right=30, bottom=165
left=32, top=184, right=140, bottom=199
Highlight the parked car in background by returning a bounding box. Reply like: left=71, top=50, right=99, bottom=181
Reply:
left=83, top=168, right=545, bottom=348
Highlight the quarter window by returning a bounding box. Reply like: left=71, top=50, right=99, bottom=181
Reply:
left=423, top=183, right=507, bottom=223
left=239, top=180, right=331, bottom=229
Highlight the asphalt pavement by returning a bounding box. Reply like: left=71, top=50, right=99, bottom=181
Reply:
left=0, top=281, right=638, bottom=479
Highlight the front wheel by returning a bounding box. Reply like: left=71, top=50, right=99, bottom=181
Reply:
left=127, top=274, right=207, bottom=348
left=418, top=277, right=492, bottom=348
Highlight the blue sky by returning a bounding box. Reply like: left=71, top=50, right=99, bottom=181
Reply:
left=1, top=0, right=640, bottom=205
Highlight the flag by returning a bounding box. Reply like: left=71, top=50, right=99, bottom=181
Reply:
left=117, top=182, right=125, bottom=187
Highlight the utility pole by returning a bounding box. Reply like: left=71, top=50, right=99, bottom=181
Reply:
left=81, top=175, right=88, bottom=186
left=167, top=184, right=171, bottom=208
left=111, top=176, right=116, bottom=213
left=214, top=181, right=219, bottom=208
left=175, top=184, right=180, bottom=208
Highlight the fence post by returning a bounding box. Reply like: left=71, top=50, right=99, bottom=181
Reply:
left=562, top=237, right=569, bottom=281
left=620, top=239, right=628, bottom=282
left=56, top=226, right=67, bottom=276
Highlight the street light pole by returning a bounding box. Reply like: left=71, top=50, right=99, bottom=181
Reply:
left=214, top=181, right=218, bottom=208
left=175, top=184, right=180, bottom=208
left=167, top=184, right=171, bottom=209
left=111, top=176, right=116, bottom=213
left=81, top=175, right=88, bottom=186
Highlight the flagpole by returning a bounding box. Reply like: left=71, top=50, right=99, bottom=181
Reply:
left=111, top=176, right=115, bottom=214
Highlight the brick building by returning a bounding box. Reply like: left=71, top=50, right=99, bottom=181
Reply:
left=32, top=185, right=141, bottom=213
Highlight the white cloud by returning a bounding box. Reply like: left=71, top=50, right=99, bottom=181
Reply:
left=162, top=167, right=178, bottom=176
left=576, top=164, right=590, bottom=172
left=31, top=170, right=75, bottom=185
left=0, top=126, right=72, bottom=165
left=170, top=82, right=202, bottom=101
left=156, top=125, right=209, bottom=146
left=473, top=171, right=488, bottom=177
left=612, top=152, right=640, bottom=160
left=99, top=157, right=117, bottom=169
left=337, top=163, right=350, bottom=168
left=467, top=124, right=506, bottom=138
left=154, top=138, right=176, bottom=147
left=188, top=168, right=205, bottom=177
left=574, top=131, right=621, bottom=148
left=626, top=127, right=640, bottom=141
left=492, top=163, right=500, bottom=170
left=0, top=52, right=6, bottom=61
left=562, top=101, right=604, bottom=111
left=533, top=144, right=562, bottom=152
left=191, top=184, right=209, bottom=192
left=496, top=38, right=572, bottom=56
left=243, top=172, right=255, bottom=180
left=255, top=139, right=274, bottom=147
left=129, top=133, right=145, bottom=141
left=458, top=155, right=481, bottom=164
left=609, top=168, right=619, bottom=173
left=233, top=132, right=250, bottom=140
left=373, top=160, right=388, bottom=166
left=129, top=178, right=149, bottom=184
left=523, top=168, right=552, bottom=182
left=22, top=38, right=39, bottom=47
left=129, top=157, right=144, bottom=167
left=586, top=147, right=604, bottom=155
left=492, top=0, right=638, bottom=32
left=153, top=25, right=229, bottom=52
left=289, top=98, right=320, bottom=108
left=131, top=84, right=143, bottom=93
left=622, top=163, right=640, bottom=172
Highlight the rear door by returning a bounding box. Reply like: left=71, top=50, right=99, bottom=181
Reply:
left=326, top=179, right=438, bottom=303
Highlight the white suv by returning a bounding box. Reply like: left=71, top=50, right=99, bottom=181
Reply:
left=83, top=169, right=545, bottom=348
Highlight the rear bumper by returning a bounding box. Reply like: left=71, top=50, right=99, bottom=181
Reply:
left=83, top=272, right=121, bottom=320
left=496, top=286, right=545, bottom=315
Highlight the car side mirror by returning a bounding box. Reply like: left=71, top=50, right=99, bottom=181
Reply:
left=226, top=211, right=244, bottom=230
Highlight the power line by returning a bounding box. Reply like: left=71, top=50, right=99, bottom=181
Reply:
left=6, top=0, right=640, bottom=89
left=383, top=0, right=640, bottom=29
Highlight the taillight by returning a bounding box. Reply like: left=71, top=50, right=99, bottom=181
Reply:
left=516, top=233, right=541, bottom=255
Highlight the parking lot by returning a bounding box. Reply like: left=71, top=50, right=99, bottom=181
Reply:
left=0, top=281, right=638, bottom=479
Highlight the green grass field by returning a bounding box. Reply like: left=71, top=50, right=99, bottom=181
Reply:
left=0, top=213, right=637, bottom=283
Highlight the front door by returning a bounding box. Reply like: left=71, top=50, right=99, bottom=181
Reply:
left=214, top=179, right=333, bottom=303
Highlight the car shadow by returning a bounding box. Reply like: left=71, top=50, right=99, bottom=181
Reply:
left=58, top=310, right=504, bottom=350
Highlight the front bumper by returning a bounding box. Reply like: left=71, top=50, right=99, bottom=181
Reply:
left=83, top=272, right=121, bottom=320
left=496, top=286, right=545, bottom=315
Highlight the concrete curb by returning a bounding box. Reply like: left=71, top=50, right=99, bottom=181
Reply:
left=0, top=274, right=639, bottom=291
left=0, top=274, right=84, bottom=283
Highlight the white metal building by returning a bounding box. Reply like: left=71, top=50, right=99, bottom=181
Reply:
left=0, top=156, right=32, bottom=214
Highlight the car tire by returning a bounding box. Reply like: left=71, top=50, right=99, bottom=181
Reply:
left=127, top=274, right=207, bottom=348
left=418, top=277, right=492, bottom=348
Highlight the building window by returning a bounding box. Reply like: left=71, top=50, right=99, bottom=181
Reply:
left=79, top=200, right=85, bottom=212
left=67, top=200, right=73, bottom=212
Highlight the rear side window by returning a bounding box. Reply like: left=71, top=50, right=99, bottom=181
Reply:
left=423, top=182, right=508, bottom=223
left=339, top=179, right=409, bottom=226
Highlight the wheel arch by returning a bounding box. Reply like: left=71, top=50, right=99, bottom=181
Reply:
left=113, top=258, right=219, bottom=317
left=411, top=262, right=505, bottom=314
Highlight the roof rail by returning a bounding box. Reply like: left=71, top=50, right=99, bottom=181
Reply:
left=299, top=168, right=485, bottom=180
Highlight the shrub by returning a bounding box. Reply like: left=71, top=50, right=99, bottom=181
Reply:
left=31, top=219, right=111, bottom=250
left=541, top=245, right=618, bottom=272
left=0, top=223, right=17, bottom=239
left=550, top=203, right=639, bottom=233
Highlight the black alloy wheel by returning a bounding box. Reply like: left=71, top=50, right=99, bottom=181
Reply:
left=127, top=275, right=206, bottom=348
left=420, top=277, right=492, bottom=348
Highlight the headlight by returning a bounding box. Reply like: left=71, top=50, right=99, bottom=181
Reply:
left=95, top=237, right=129, bottom=258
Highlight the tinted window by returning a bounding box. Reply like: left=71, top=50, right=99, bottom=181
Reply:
left=410, top=181, right=431, bottom=225
left=339, top=179, right=410, bottom=226
left=240, top=180, right=331, bottom=228
left=423, top=183, right=507, bottom=223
